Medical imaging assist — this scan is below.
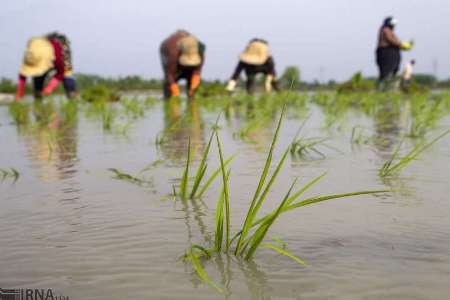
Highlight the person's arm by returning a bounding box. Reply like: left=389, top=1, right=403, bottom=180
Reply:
left=266, top=57, right=277, bottom=77
left=265, top=57, right=279, bottom=91
left=383, top=27, right=402, bottom=48
left=231, top=61, right=245, bottom=80
left=43, top=39, right=64, bottom=95
left=15, top=74, right=26, bottom=101
left=161, top=43, right=181, bottom=97
left=226, top=61, right=245, bottom=92
left=165, top=47, right=179, bottom=85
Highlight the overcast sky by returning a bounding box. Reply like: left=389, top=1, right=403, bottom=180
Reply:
left=0, top=0, right=448, bottom=81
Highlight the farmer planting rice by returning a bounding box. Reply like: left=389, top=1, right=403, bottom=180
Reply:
left=226, top=38, right=279, bottom=94
left=15, top=32, right=76, bottom=101
left=376, top=17, right=414, bottom=90
left=160, top=30, right=205, bottom=99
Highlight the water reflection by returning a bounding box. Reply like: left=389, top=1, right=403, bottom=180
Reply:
left=236, top=258, right=271, bottom=300
left=21, top=101, right=79, bottom=181
left=373, top=100, right=402, bottom=155
left=227, top=98, right=275, bottom=146
left=159, top=98, right=205, bottom=162
left=177, top=197, right=211, bottom=245
left=178, top=191, right=273, bottom=299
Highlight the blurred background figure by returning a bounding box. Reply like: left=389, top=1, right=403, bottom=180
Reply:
left=376, top=17, right=413, bottom=90
left=226, top=38, right=279, bottom=94
left=401, top=59, right=416, bottom=90
left=160, top=30, right=205, bottom=100
left=15, top=32, right=76, bottom=101
left=375, top=17, right=414, bottom=90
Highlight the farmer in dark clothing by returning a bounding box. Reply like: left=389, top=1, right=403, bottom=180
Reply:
left=160, top=30, right=205, bottom=99
left=376, top=17, right=413, bottom=89
left=226, top=38, right=279, bottom=94
left=15, top=33, right=76, bottom=101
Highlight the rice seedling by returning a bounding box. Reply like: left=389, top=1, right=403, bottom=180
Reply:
left=114, top=120, right=134, bottom=137
left=32, top=100, right=59, bottom=128
left=144, top=96, right=158, bottom=108
left=351, top=126, right=371, bottom=145
left=0, top=167, right=20, bottom=183
left=179, top=138, right=192, bottom=199
left=108, top=168, right=153, bottom=188
left=183, top=106, right=388, bottom=292
left=102, top=106, right=117, bottom=131
left=236, top=116, right=269, bottom=141
left=290, top=117, right=340, bottom=159
left=59, top=99, right=78, bottom=128
left=137, top=159, right=165, bottom=176
left=121, top=97, right=145, bottom=119
left=290, top=137, right=332, bottom=159
left=379, top=128, right=450, bottom=177
left=8, top=102, right=30, bottom=125
left=81, top=85, right=120, bottom=102
left=407, top=97, right=445, bottom=138
left=175, top=116, right=236, bottom=200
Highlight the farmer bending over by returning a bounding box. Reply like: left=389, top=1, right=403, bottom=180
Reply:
left=160, top=30, right=205, bottom=99
left=226, top=38, right=279, bottom=94
left=16, top=32, right=76, bottom=101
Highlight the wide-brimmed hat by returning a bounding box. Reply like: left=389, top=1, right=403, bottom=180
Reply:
left=20, top=37, right=55, bottom=77
left=239, top=41, right=270, bottom=65
left=178, top=35, right=202, bottom=67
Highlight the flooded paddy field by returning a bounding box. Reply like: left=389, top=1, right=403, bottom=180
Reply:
left=1, top=92, right=450, bottom=299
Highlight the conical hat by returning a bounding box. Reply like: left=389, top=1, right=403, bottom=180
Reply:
left=20, top=37, right=55, bottom=77
left=239, top=41, right=270, bottom=65
left=178, top=35, right=202, bottom=67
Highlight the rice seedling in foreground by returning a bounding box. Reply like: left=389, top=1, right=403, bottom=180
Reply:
left=0, top=168, right=20, bottom=183
left=176, top=116, right=235, bottom=200
left=379, top=128, right=450, bottom=177
left=184, top=106, right=388, bottom=293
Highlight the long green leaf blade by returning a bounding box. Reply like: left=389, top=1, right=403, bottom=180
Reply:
left=244, top=180, right=296, bottom=259
left=180, top=138, right=191, bottom=199
left=196, top=154, right=236, bottom=198
left=190, top=128, right=215, bottom=198
left=262, top=242, right=307, bottom=267
left=236, top=104, right=286, bottom=254
left=186, top=251, right=223, bottom=293
left=216, top=132, right=231, bottom=251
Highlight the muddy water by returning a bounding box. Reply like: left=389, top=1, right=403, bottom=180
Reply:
left=1, top=97, right=450, bottom=299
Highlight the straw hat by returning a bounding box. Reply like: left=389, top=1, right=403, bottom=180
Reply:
left=239, top=41, right=270, bottom=65
left=20, top=37, right=55, bottom=77
left=178, top=35, right=202, bottom=67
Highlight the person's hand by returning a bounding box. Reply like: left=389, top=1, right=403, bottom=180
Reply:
left=226, top=80, right=236, bottom=92
left=170, top=83, right=180, bottom=97
left=264, top=75, right=274, bottom=92
left=401, top=41, right=413, bottom=51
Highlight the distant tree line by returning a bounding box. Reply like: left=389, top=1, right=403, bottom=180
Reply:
left=1, top=69, right=450, bottom=94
